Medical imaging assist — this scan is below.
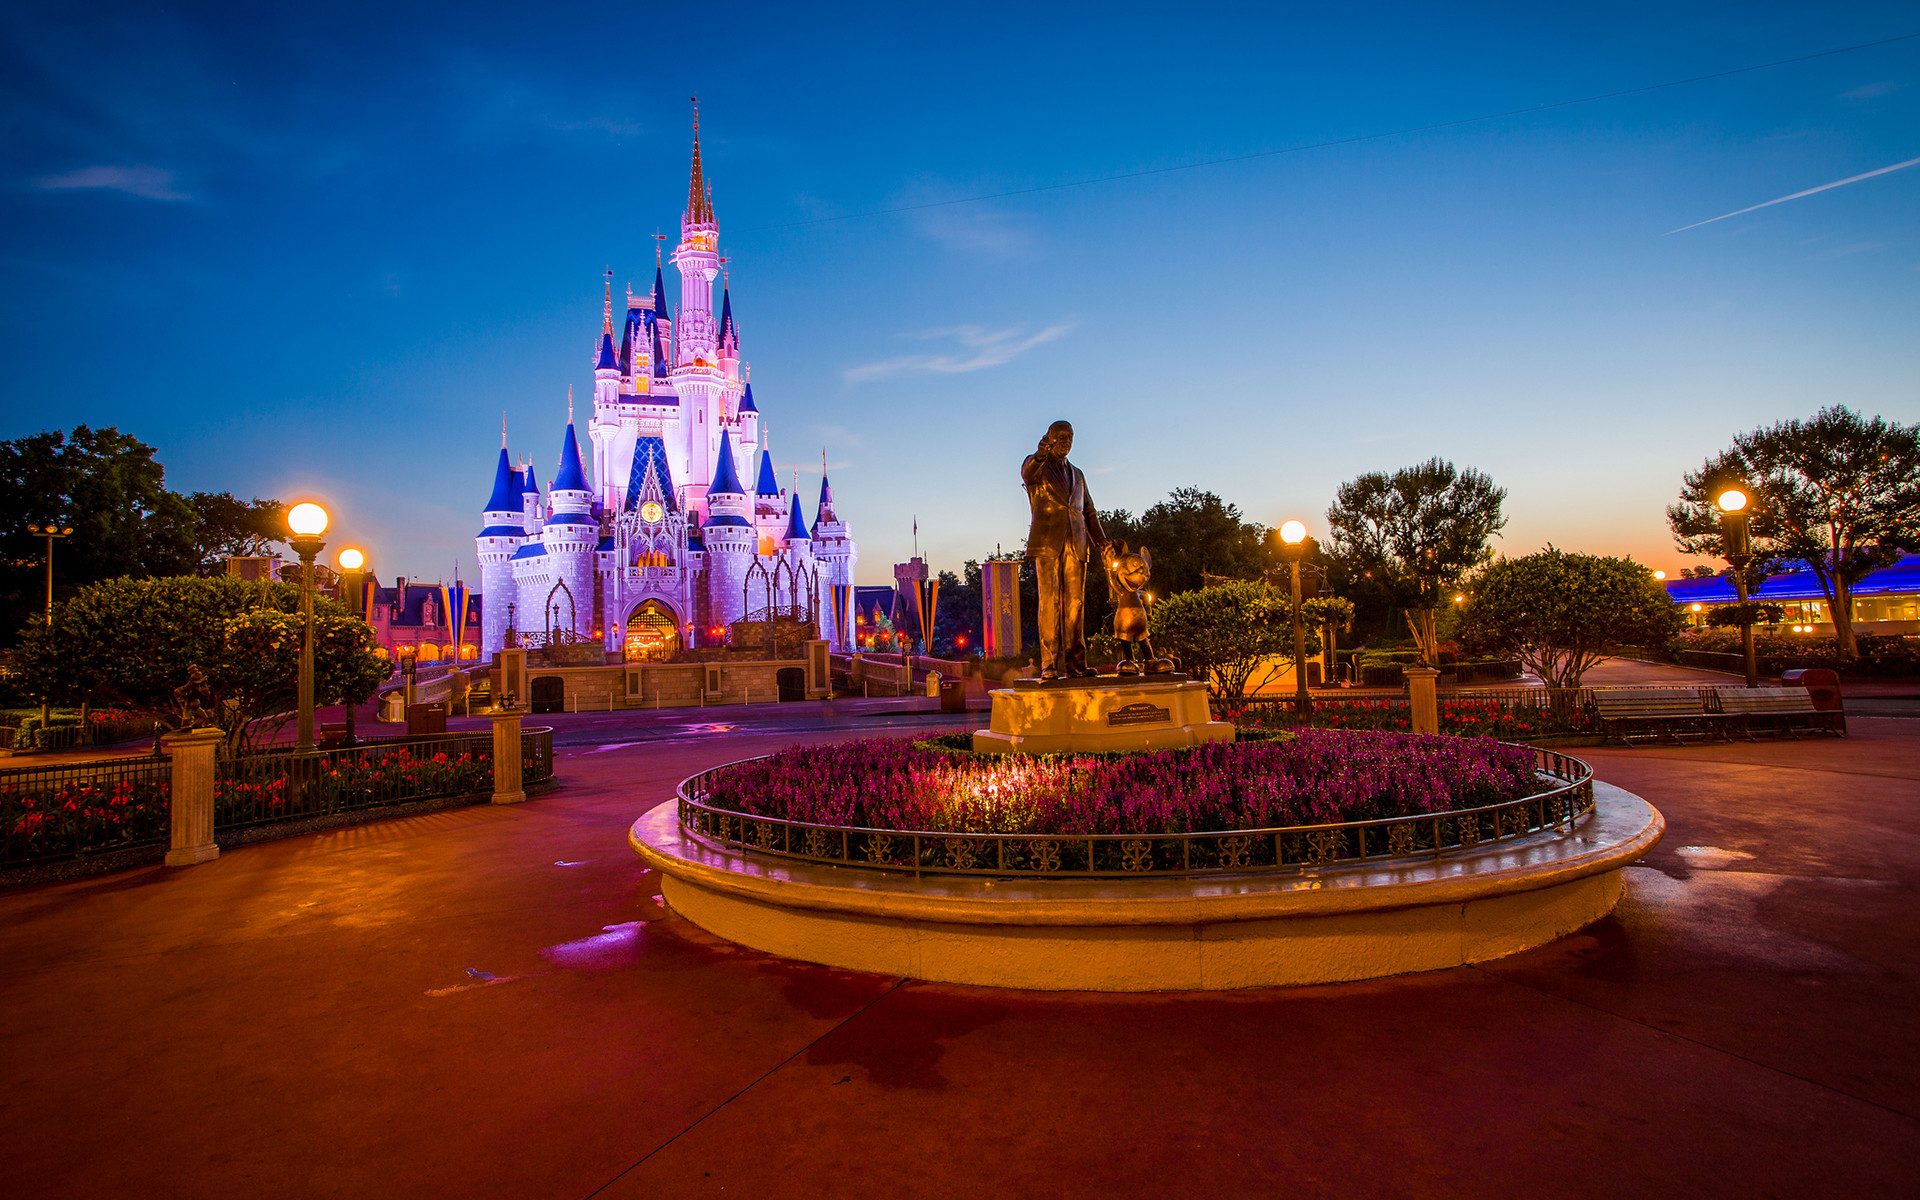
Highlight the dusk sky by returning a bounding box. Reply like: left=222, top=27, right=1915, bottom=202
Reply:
left=4, top=2, right=1917, bottom=587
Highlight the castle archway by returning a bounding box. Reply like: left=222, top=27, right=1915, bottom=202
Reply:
left=623, top=600, right=682, bottom=662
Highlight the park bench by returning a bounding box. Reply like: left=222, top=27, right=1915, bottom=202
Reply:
left=1592, top=688, right=1736, bottom=746
left=1714, top=687, right=1844, bottom=739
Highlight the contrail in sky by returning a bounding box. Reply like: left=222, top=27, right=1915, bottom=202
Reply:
left=1668, top=155, right=1920, bottom=233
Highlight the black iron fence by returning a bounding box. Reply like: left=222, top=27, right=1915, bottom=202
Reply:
left=675, top=747, right=1595, bottom=880
left=2, top=727, right=555, bottom=867
left=0, top=755, right=172, bottom=865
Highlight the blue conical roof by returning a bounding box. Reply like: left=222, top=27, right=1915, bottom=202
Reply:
left=554, top=424, right=588, bottom=493
left=815, top=472, right=836, bottom=524
left=596, top=332, right=618, bottom=371
left=754, top=447, right=780, bottom=496
left=785, top=493, right=811, bottom=541
left=652, top=267, right=669, bottom=319
left=718, top=289, right=735, bottom=346
left=708, top=431, right=746, bottom=496
left=738, top=382, right=757, bottom=414
left=484, top=448, right=516, bottom=512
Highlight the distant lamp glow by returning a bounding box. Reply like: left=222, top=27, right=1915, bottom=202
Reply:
left=337, top=547, right=365, bottom=571
left=1279, top=520, right=1307, bottom=545
left=1653, top=570, right=1666, bottom=580
left=1690, top=603, right=1703, bottom=612
left=287, top=502, right=330, bottom=536
left=1715, top=489, right=1748, bottom=514
left=1454, top=593, right=1466, bottom=604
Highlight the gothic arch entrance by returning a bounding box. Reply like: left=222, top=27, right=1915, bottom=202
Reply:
left=623, top=600, right=682, bottom=662
left=546, top=582, right=576, bottom=635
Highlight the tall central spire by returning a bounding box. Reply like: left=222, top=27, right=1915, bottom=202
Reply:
left=686, top=98, right=714, bottom=226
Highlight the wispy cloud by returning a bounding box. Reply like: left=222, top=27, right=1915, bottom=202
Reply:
left=1668, top=155, right=1920, bottom=234
left=33, top=165, right=188, bottom=201
left=845, top=323, right=1073, bottom=383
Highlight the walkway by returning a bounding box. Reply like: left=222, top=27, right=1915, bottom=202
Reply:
left=1, top=719, right=1916, bottom=1197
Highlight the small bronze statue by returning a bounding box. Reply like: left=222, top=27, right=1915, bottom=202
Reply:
left=1102, top=541, right=1175, bottom=675
left=1021, top=420, right=1105, bottom=680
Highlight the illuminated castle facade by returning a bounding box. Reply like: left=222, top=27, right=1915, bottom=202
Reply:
left=476, top=115, right=857, bottom=660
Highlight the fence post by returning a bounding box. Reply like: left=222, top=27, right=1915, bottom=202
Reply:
left=1405, top=667, right=1441, bottom=735
left=162, top=727, right=225, bottom=867
left=489, top=707, right=525, bottom=805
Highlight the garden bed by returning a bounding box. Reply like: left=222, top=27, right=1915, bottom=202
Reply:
left=697, top=730, right=1547, bottom=838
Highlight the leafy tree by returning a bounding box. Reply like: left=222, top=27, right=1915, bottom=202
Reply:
left=184, top=492, right=288, bottom=572
left=1150, top=581, right=1316, bottom=712
left=1100, top=488, right=1277, bottom=597
left=1326, top=459, right=1507, bottom=665
left=11, top=576, right=386, bottom=752
left=1462, top=550, right=1683, bottom=691
left=1669, top=406, right=1920, bottom=659
left=0, top=426, right=286, bottom=642
left=1706, top=603, right=1785, bottom=629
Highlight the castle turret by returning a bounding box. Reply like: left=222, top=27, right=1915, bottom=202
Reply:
left=594, top=273, right=621, bottom=410
left=671, top=106, right=728, bottom=521
left=735, top=373, right=760, bottom=456
left=541, top=422, right=597, bottom=638
left=477, top=445, right=528, bottom=654
left=811, top=466, right=858, bottom=650
left=752, top=443, right=785, bottom=550
left=700, top=430, right=754, bottom=637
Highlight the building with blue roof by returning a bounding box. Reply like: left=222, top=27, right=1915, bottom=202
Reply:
left=473, top=112, right=859, bottom=660
left=1666, top=553, right=1920, bottom=635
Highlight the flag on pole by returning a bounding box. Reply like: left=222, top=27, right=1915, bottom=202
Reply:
left=442, top=581, right=468, bottom=662
left=917, top=577, right=940, bottom=654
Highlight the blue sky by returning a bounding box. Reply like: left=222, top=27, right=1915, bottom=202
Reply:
left=3, top=1, right=1916, bottom=586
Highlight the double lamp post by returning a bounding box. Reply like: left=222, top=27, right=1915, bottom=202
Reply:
left=1715, top=487, right=1760, bottom=688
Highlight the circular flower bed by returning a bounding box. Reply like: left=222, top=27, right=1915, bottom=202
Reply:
left=699, top=730, right=1545, bottom=837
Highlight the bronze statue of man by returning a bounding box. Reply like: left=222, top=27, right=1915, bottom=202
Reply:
left=1022, top=420, right=1106, bottom=679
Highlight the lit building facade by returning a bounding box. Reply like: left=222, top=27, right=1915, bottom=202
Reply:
left=476, top=114, right=857, bottom=661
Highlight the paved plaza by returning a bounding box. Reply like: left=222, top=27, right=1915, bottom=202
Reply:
left=2, top=697, right=1916, bottom=1197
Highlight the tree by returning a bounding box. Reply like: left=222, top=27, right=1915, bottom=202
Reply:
left=11, top=576, right=387, bottom=752
left=1326, top=459, right=1507, bottom=665
left=930, top=563, right=983, bottom=658
left=1150, top=581, right=1315, bottom=713
left=184, top=492, right=289, bottom=573
left=0, top=425, right=287, bottom=642
left=1669, top=406, right=1920, bottom=659
left=1462, top=549, right=1683, bottom=691
left=1100, top=488, right=1277, bottom=597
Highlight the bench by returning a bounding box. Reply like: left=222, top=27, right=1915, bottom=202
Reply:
left=1714, top=687, right=1844, bottom=739
left=1592, top=688, right=1736, bottom=746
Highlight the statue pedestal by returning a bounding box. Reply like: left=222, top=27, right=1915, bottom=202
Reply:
left=972, top=676, right=1234, bottom=755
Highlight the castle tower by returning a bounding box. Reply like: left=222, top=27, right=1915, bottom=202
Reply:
left=476, top=445, right=528, bottom=655
left=811, top=468, right=858, bottom=650
left=700, top=429, right=755, bottom=636
left=671, top=106, right=727, bottom=523
left=752, top=442, right=785, bottom=551
left=541, top=421, right=597, bottom=638
left=782, top=489, right=815, bottom=613
left=735, top=372, right=760, bottom=456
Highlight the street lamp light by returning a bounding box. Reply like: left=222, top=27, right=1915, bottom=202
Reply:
left=286, top=502, right=329, bottom=751
left=336, top=546, right=366, bottom=621
left=25, top=522, right=74, bottom=727
left=1279, top=520, right=1311, bottom=716
left=1715, top=487, right=1758, bottom=686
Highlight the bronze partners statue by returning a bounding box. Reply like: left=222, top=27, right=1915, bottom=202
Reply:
left=1022, top=420, right=1106, bottom=679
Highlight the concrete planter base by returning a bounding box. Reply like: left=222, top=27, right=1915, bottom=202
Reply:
left=629, top=782, right=1663, bottom=992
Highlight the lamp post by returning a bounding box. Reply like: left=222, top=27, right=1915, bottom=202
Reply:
left=286, top=502, right=329, bottom=751
left=1279, top=520, right=1311, bottom=716
left=26, top=522, right=74, bottom=727
left=1716, top=487, right=1759, bottom=687
left=337, top=547, right=366, bottom=618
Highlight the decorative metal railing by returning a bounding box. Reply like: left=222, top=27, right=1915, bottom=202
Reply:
left=674, top=746, right=1596, bottom=879
left=0, top=756, right=173, bottom=865
left=1, top=728, right=555, bottom=866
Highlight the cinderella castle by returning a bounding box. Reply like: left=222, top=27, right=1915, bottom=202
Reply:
left=476, top=114, right=857, bottom=661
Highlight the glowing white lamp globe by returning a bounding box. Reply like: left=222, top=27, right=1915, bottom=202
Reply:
left=337, top=547, right=365, bottom=571
left=1716, top=489, right=1749, bottom=513
left=287, top=502, right=330, bottom=537
left=1653, top=570, right=1667, bottom=580
left=1279, top=520, right=1307, bottom=545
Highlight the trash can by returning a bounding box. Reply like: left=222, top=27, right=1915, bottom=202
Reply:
left=1781, top=668, right=1844, bottom=731
left=925, top=670, right=943, bottom=698
left=940, top=678, right=968, bottom=713
left=406, top=703, right=447, bottom=736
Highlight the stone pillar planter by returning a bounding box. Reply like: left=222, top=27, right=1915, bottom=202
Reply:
left=1405, top=667, right=1441, bottom=736
left=163, top=727, right=225, bottom=867
left=490, top=708, right=525, bottom=805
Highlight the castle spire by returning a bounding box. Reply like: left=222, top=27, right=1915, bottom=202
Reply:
left=567, top=384, right=574, bottom=425
left=685, top=98, right=714, bottom=226
left=602, top=269, right=613, bottom=335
